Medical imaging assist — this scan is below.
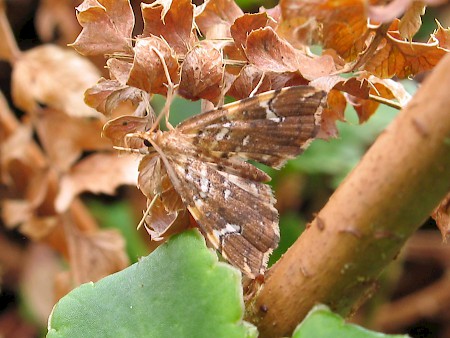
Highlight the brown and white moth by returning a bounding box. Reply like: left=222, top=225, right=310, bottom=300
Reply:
left=128, top=86, right=326, bottom=278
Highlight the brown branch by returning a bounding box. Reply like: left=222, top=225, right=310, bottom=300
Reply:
left=248, top=53, right=450, bottom=337
left=373, top=272, right=450, bottom=332
left=402, top=231, right=450, bottom=267
left=353, top=23, right=391, bottom=71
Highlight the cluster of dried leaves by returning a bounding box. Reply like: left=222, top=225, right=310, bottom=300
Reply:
left=1, top=0, right=450, bottom=332
left=0, top=0, right=135, bottom=323
left=71, top=0, right=450, bottom=240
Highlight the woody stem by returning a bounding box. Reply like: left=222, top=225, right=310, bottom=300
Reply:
left=248, top=53, right=450, bottom=338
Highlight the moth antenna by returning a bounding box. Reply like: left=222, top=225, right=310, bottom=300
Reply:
left=137, top=194, right=160, bottom=230
left=249, top=72, right=266, bottom=97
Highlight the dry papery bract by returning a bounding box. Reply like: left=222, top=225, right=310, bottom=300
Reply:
left=432, top=192, right=450, bottom=242
left=74, top=0, right=449, bottom=255
left=35, top=0, right=82, bottom=44
left=12, top=45, right=101, bottom=119
left=71, top=0, right=134, bottom=56
left=0, top=104, right=131, bottom=307
left=141, top=0, right=197, bottom=54
left=79, top=0, right=450, bottom=124
left=0, top=18, right=138, bottom=306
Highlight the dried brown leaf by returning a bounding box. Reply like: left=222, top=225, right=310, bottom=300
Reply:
left=399, top=1, right=426, bottom=40
left=85, top=78, right=149, bottom=117
left=0, top=125, right=46, bottom=190
left=349, top=81, right=396, bottom=123
left=0, top=0, right=21, bottom=62
left=317, top=89, right=346, bottom=139
left=138, top=154, right=165, bottom=200
left=369, top=0, right=446, bottom=23
left=55, top=153, right=139, bottom=212
left=127, top=36, right=180, bottom=95
left=1, top=199, right=32, bottom=228
left=84, top=78, right=126, bottom=114
left=179, top=41, right=223, bottom=104
left=362, top=23, right=449, bottom=78
left=335, top=78, right=371, bottom=99
left=245, top=27, right=335, bottom=80
left=327, top=89, right=347, bottom=121
left=227, top=65, right=271, bottom=99
left=230, top=12, right=276, bottom=48
left=311, top=76, right=370, bottom=99
left=12, top=45, right=101, bottom=118
left=34, top=108, right=110, bottom=172
left=143, top=197, right=189, bottom=241
left=107, top=58, right=132, bottom=84
left=368, top=76, right=411, bottom=106
left=141, top=0, right=196, bottom=54
left=35, top=0, right=81, bottom=44
left=138, top=154, right=188, bottom=242
left=276, top=17, right=319, bottom=50
left=1, top=126, right=33, bottom=178
left=227, top=65, right=301, bottom=99
left=433, top=20, right=450, bottom=50
left=0, top=91, right=18, bottom=138
left=2, top=165, right=59, bottom=235
left=195, top=0, right=243, bottom=38
left=309, top=75, right=371, bottom=103
left=222, top=43, right=247, bottom=76
left=20, top=216, right=59, bottom=241
left=71, top=0, right=134, bottom=56
left=22, top=244, right=61, bottom=325
left=245, top=27, right=299, bottom=73
left=261, top=5, right=281, bottom=23
left=102, top=115, right=151, bottom=148
left=297, top=54, right=336, bottom=81
left=24, top=167, right=56, bottom=212
left=432, top=193, right=450, bottom=242
left=280, top=0, right=368, bottom=61
left=64, top=222, right=129, bottom=285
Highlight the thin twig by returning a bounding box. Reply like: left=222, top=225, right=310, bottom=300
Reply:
left=369, top=94, right=403, bottom=110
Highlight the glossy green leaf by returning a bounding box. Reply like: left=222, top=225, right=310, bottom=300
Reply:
left=47, top=230, right=256, bottom=338
left=292, top=305, right=409, bottom=338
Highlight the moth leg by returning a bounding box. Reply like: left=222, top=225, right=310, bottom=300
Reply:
left=137, top=193, right=160, bottom=230
left=249, top=71, right=266, bottom=97
left=150, top=47, right=177, bottom=131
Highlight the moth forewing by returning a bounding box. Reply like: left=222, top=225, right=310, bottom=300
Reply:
left=135, top=85, right=326, bottom=278
left=167, top=156, right=279, bottom=278
left=177, top=86, right=326, bottom=169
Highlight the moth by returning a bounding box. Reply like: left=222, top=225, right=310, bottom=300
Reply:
left=122, top=86, right=326, bottom=278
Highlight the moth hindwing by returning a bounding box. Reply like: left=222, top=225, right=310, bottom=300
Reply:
left=137, top=85, right=327, bottom=278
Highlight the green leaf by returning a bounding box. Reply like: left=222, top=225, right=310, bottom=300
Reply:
left=47, top=230, right=256, bottom=338
left=152, top=94, right=201, bottom=128
left=292, top=305, right=409, bottom=338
